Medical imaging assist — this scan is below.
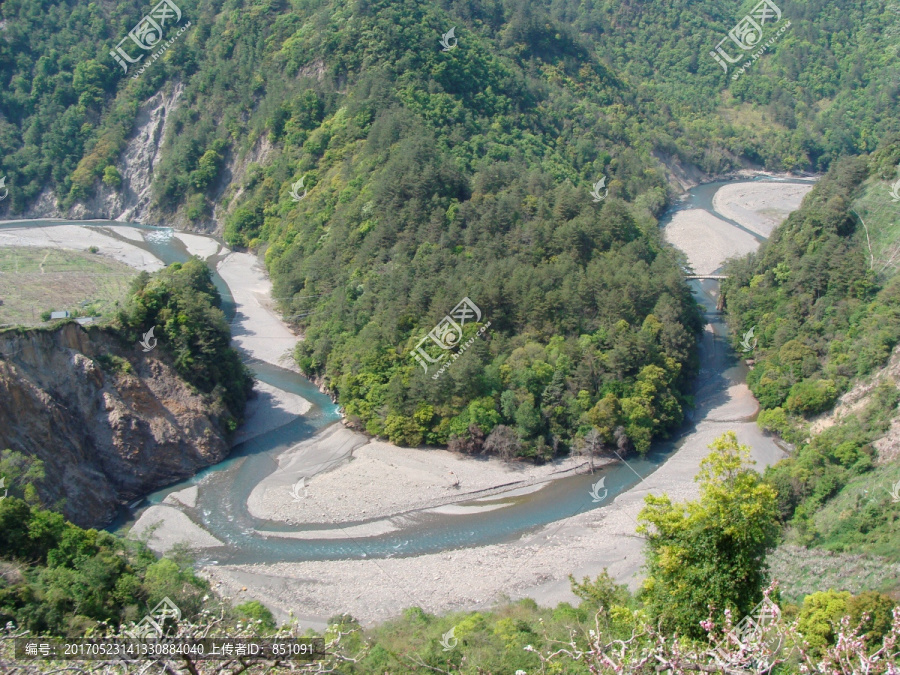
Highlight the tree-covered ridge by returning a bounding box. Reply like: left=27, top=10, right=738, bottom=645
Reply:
left=2, top=0, right=899, bottom=215
left=271, top=112, right=704, bottom=457
left=724, top=153, right=900, bottom=417
left=114, top=257, right=253, bottom=424
left=549, top=0, right=900, bottom=170
left=723, top=146, right=900, bottom=563
left=220, top=0, right=707, bottom=457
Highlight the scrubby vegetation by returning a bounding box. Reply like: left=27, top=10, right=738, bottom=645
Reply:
left=724, top=146, right=900, bottom=569
left=0, top=453, right=212, bottom=636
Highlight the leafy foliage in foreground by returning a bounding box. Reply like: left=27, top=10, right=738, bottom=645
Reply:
left=4, top=579, right=898, bottom=674
left=638, top=432, right=780, bottom=638
left=113, top=257, right=253, bottom=422
left=0, top=496, right=210, bottom=636
left=0, top=461, right=276, bottom=641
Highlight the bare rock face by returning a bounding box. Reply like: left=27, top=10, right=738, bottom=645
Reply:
left=20, top=83, right=184, bottom=226
left=807, top=343, right=900, bottom=464
left=112, top=83, right=184, bottom=224
left=0, top=323, right=230, bottom=528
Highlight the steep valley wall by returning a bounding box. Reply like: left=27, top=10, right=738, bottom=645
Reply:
left=0, top=323, right=231, bottom=527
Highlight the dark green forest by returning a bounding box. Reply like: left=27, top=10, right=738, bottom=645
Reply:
left=2, top=0, right=900, bottom=457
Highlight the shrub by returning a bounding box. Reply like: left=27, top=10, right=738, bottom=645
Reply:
left=785, top=379, right=838, bottom=415
left=797, top=590, right=851, bottom=651
left=102, top=165, right=122, bottom=188
left=234, top=600, right=277, bottom=630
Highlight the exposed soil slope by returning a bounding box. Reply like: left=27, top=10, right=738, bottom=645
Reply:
left=0, top=323, right=232, bottom=527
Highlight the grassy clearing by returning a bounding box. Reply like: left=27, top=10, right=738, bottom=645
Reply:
left=0, top=247, right=136, bottom=326
left=769, top=544, right=900, bottom=603
left=852, top=180, right=900, bottom=279
left=806, top=460, right=900, bottom=560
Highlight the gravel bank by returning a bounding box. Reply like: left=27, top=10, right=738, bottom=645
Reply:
left=216, top=251, right=300, bottom=372
left=232, top=381, right=313, bottom=447
left=248, top=430, right=589, bottom=525
left=664, top=210, right=759, bottom=275
left=712, top=181, right=813, bottom=238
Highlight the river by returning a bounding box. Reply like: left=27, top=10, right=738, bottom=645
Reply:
left=0, top=176, right=811, bottom=574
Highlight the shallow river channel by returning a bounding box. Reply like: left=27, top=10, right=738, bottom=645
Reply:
left=2, top=176, right=808, bottom=565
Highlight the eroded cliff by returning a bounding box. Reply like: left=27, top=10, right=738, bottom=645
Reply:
left=0, top=322, right=231, bottom=527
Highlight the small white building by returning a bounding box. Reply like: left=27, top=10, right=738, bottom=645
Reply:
left=49, top=311, right=70, bottom=320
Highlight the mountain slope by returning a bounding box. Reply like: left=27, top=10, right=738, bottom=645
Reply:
left=723, top=145, right=900, bottom=568
left=2, top=0, right=899, bottom=456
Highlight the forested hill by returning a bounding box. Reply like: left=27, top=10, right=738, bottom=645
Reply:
left=723, top=142, right=900, bottom=563
left=1, top=0, right=898, bottom=456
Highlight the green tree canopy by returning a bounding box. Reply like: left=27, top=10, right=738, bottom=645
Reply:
left=637, top=432, right=780, bottom=637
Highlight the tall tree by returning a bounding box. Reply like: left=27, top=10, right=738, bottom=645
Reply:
left=637, top=432, right=780, bottom=637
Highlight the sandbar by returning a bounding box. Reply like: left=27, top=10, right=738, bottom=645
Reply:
left=232, top=381, right=313, bottom=447
left=712, top=181, right=813, bottom=238
left=217, top=251, right=299, bottom=371
left=248, top=431, right=587, bottom=525
left=664, top=210, right=759, bottom=275
left=131, top=505, right=224, bottom=553
left=174, top=232, right=222, bottom=259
